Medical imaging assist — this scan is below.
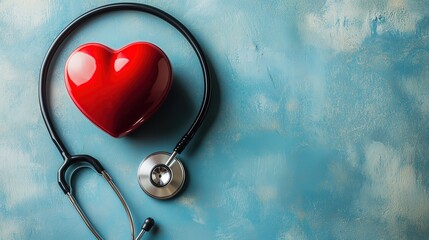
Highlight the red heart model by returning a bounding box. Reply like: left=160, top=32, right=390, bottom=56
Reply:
left=65, top=42, right=172, bottom=137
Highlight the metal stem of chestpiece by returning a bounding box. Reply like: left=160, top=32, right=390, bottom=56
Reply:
left=165, top=151, right=178, bottom=167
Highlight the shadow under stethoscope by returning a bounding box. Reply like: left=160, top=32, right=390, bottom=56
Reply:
left=126, top=74, right=196, bottom=142
left=127, top=61, right=221, bottom=158
left=184, top=60, right=221, bottom=156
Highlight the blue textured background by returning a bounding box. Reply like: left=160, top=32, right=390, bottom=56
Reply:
left=1, top=0, right=429, bottom=239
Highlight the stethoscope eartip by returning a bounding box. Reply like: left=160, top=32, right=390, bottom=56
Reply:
left=136, top=217, right=155, bottom=240
left=142, top=217, right=155, bottom=232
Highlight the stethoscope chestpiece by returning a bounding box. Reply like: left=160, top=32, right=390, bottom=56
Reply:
left=137, top=152, right=185, bottom=199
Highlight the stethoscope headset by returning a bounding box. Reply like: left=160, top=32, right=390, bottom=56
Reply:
left=39, top=3, right=211, bottom=239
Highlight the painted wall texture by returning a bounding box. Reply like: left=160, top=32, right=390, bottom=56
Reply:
left=1, top=0, right=429, bottom=239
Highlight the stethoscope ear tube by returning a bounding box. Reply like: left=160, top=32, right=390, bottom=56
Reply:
left=59, top=157, right=155, bottom=240
left=66, top=167, right=145, bottom=240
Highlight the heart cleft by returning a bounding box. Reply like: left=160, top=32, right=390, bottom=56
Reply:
left=65, top=42, right=172, bottom=137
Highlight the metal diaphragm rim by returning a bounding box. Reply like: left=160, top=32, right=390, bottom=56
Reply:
left=137, top=152, right=185, bottom=199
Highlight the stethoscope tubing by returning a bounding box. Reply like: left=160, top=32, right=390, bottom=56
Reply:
left=39, top=2, right=212, bottom=162
left=38, top=3, right=212, bottom=239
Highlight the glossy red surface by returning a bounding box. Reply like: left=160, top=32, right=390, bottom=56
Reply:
left=65, top=42, right=172, bottom=137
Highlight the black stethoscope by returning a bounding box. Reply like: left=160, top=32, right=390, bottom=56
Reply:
left=39, top=3, right=211, bottom=239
